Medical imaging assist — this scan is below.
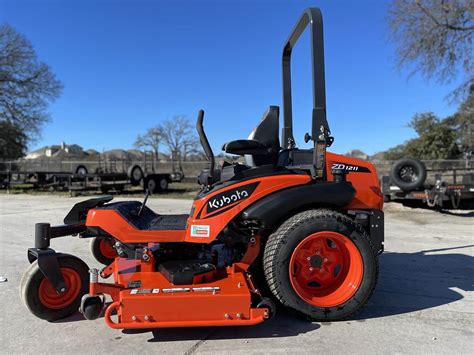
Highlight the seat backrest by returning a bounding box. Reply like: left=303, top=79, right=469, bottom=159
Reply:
left=245, top=106, right=280, bottom=167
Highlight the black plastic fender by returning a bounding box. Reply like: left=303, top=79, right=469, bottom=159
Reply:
left=64, top=195, right=113, bottom=225
left=241, top=182, right=355, bottom=228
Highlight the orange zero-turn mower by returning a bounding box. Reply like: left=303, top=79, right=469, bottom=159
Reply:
left=20, top=8, right=384, bottom=329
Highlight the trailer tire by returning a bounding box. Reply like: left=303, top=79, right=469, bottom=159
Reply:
left=20, top=253, right=89, bottom=321
left=128, top=165, right=143, bottom=186
left=145, top=177, right=157, bottom=193
left=390, top=158, right=427, bottom=191
left=75, top=165, right=88, bottom=175
left=263, top=209, right=378, bottom=321
left=158, top=177, right=169, bottom=192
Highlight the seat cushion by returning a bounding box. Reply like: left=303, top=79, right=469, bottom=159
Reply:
left=97, top=201, right=188, bottom=231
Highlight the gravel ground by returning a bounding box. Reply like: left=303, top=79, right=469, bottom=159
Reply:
left=0, top=194, right=473, bottom=354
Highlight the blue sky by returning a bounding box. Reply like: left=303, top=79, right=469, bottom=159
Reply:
left=1, top=0, right=462, bottom=155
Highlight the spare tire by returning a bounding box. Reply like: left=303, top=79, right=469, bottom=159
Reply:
left=127, top=165, right=143, bottom=186
left=390, top=158, right=427, bottom=191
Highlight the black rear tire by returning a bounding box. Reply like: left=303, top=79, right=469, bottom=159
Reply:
left=263, top=209, right=378, bottom=321
left=390, top=158, right=427, bottom=191
left=90, top=237, right=117, bottom=265
left=20, top=254, right=89, bottom=321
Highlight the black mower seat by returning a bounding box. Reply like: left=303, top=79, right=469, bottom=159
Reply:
left=221, top=106, right=280, bottom=167
left=97, top=201, right=188, bottom=231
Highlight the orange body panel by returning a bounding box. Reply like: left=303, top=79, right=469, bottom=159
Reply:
left=85, top=157, right=381, bottom=245
left=186, top=174, right=311, bottom=242
left=326, top=152, right=383, bottom=210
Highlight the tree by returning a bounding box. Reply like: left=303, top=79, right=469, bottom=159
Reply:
left=388, top=0, right=474, bottom=98
left=383, top=112, right=461, bottom=160
left=134, top=127, right=163, bottom=161
left=159, top=116, right=201, bottom=161
left=0, top=23, right=62, bottom=145
left=445, top=90, right=474, bottom=154
left=0, top=121, right=27, bottom=159
left=405, top=112, right=460, bottom=159
left=135, top=116, right=202, bottom=162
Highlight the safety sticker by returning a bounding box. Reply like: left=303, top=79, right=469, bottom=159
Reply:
left=190, top=224, right=210, bottom=237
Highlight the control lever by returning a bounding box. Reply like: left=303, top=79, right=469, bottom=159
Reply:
left=138, top=189, right=150, bottom=216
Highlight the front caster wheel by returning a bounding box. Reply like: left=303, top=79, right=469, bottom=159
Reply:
left=19, top=253, right=89, bottom=321
left=263, top=209, right=378, bottom=321
left=90, top=237, right=117, bottom=265
left=257, top=297, right=276, bottom=320
left=80, top=294, right=105, bottom=320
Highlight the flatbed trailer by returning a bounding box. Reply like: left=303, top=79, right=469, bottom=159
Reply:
left=382, top=169, right=474, bottom=209
left=0, top=170, right=183, bottom=195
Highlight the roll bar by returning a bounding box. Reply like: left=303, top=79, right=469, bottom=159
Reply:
left=282, top=7, right=329, bottom=149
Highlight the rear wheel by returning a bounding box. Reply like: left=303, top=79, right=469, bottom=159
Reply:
left=263, top=209, right=378, bottom=321
left=20, top=254, right=89, bottom=321
left=146, top=177, right=157, bottom=194
left=90, top=237, right=117, bottom=265
left=158, top=177, right=169, bottom=192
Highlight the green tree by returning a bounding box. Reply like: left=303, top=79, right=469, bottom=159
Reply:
left=405, top=112, right=460, bottom=159
left=0, top=24, right=62, bottom=147
left=446, top=91, right=474, bottom=153
left=383, top=143, right=406, bottom=160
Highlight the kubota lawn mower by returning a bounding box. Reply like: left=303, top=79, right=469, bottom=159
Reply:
left=20, top=8, right=384, bottom=329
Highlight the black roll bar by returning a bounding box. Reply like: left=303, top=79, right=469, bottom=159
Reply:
left=282, top=7, right=329, bottom=149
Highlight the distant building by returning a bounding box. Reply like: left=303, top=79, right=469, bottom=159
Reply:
left=345, top=149, right=369, bottom=160
left=26, top=142, right=84, bottom=159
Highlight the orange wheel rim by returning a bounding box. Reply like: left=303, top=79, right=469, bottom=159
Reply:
left=99, top=238, right=117, bottom=259
left=289, top=231, right=363, bottom=308
left=38, top=268, right=82, bottom=309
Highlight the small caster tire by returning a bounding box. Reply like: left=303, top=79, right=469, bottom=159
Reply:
left=80, top=294, right=105, bottom=320
left=19, top=253, right=89, bottom=321
left=257, top=297, right=276, bottom=320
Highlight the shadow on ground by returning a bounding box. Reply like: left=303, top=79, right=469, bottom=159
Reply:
left=55, top=245, right=474, bottom=341
left=122, top=308, right=320, bottom=342
left=357, top=244, right=474, bottom=319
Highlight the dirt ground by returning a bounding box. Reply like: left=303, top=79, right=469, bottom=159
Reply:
left=0, top=195, right=473, bottom=354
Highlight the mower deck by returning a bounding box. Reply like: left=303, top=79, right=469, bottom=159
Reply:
left=106, top=273, right=266, bottom=328
left=93, top=259, right=267, bottom=329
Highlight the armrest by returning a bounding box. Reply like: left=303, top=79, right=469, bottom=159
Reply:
left=222, top=139, right=270, bottom=156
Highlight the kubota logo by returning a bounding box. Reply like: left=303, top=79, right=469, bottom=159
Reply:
left=206, top=182, right=259, bottom=214
left=209, top=190, right=248, bottom=209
